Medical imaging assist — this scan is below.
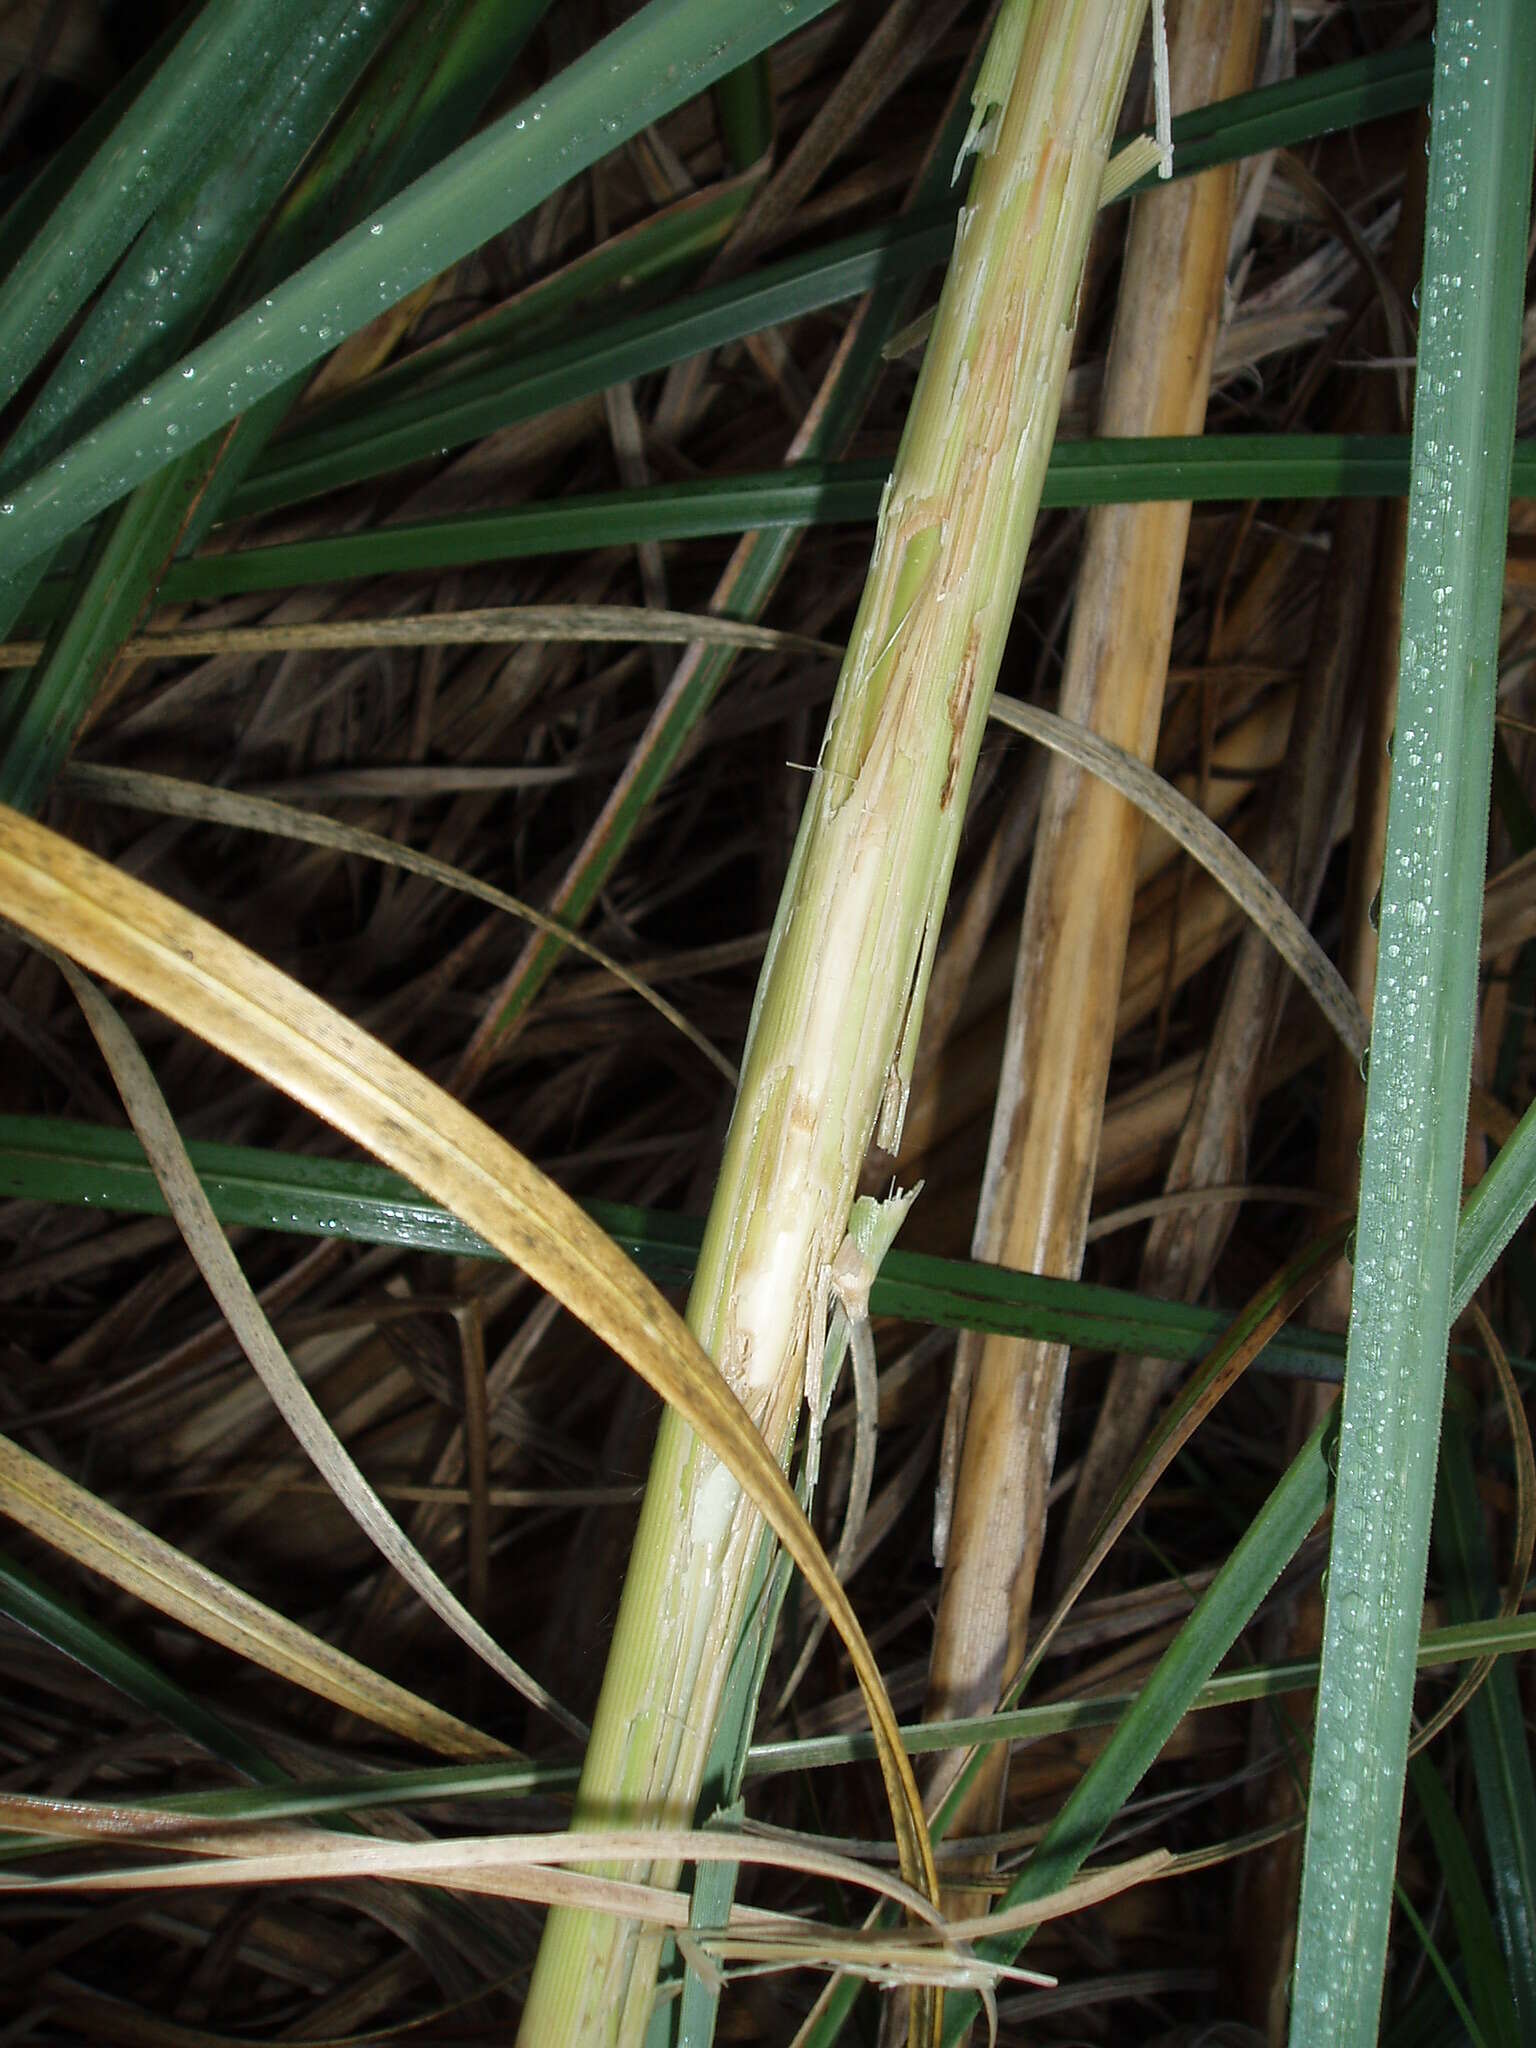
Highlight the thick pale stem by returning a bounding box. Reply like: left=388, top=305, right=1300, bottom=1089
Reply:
left=518, top=3, right=1149, bottom=2038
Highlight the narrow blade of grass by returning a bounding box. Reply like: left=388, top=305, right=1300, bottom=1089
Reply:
left=1408, top=1749, right=1520, bottom=2048
left=1435, top=1410, right=1536, bottom=2034
left=17, top=1112, right=1536, bottom=1384
left=0, top=1548, right=280, bottom=1784
left=1289, top=6, right=1536, bottom=2041
left=714, top=53, right=776, bottom=172
left=12, top=438, right=1533, bottom=624
left=0, top=1429, right=507, bottom=1759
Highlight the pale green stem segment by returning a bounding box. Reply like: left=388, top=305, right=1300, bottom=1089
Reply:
left=518, top=3, right=1150, bottom=2039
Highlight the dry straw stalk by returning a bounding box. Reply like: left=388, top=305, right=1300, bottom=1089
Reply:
left=923, top=0, right=1262, bottom=1894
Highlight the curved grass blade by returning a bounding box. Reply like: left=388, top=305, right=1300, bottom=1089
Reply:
left=63, top=761, right=736, bottom=1082
left=48, top=945, right=587, bottom=1739
left=1290, top=7, right=1536, bottom=2040
left=0, top=1429, right=505, bottom=1759
left=1450, top=1094, right=1536, bottom=1322
left=0, top=600, right=833, bottom=666
left=0, top=0, right=846, bottom=572
left=0, top=805, right=940, bottom=1937
left=0, top=1809, right=944, bottom=1937
left=989, top=693, right=1367, bottom=1058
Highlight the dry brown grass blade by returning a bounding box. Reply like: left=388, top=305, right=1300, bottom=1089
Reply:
left=923, top=0, right=1265, bottom=1908
left=0, top=803, right=937, bottom=1931
left=0, top=1806, right=943, bottom=1935
left=0, top=1428, right=504, bottom=1759
left=0, top=603, right=841, bottom=668
left=43, top=943, right=586, bottom=1739
left=62, top=761, right=736, bottom=1084
left=0, top=1786, right=1170, bottom=2000
left=986, top=693, right=1367, bottom=1060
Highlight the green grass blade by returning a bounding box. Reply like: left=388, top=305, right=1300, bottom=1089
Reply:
left=913, top=1413, right=1339, bottom=2045
left=0, top=475, right=214, bottom=811
left=1289, top=4, right=1536, bottom=2040
left=12, top=437, right=1532, bottom=622
left=1390, top=1876, right=1497, bottom=2048
left=0, top=0, right=305, bottom=411
left=1435, top=1411, right=1536, bottom=2034
left=2, top=0, right=386, bottom=486
left=0, top=0, right=393, bottom=652
left=237, top=426, right=1529, bottom=541
left=228, top=215, right=958, bottom=518
left=1449, top=1096, right=1536, bottom=1321
left=215, top=41, right=1449, bottom=519
left=10, top=1603, right=1521, bottom=1841
left=0, top=1549, right=280, bottom=1784
left=1122, top=40, right=1431, bottom=195
left=0, top=33, right=1447, bottom=562
left=713, top=54, right=776, bottom=172
left=0, top=11, right=190, bottom=280
left=0, top=0, right=845, bottom=572
left=0, top=1113, right=1361, bottom=1378
left=303, top=171, right=756, bottom=428
left=163, top=0, right=555, bottom=566
left=1408, top=1751, right=1520, bottom=2048
left=11, top=1113, right=1534, bottom=1384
